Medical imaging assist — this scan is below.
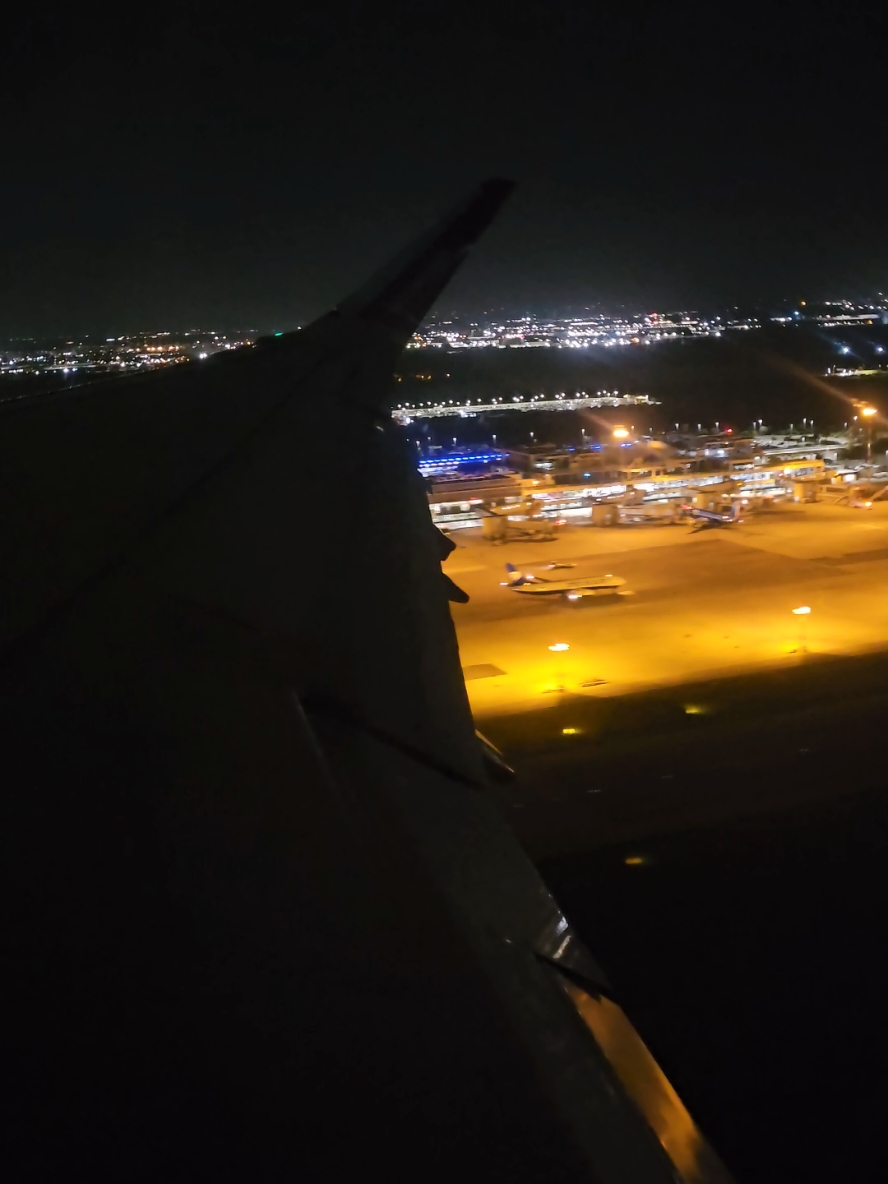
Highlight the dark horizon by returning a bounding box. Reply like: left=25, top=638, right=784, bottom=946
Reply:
left=2, top=297, right=884, bottom=346
left=3, top=5, right=887, bottom=336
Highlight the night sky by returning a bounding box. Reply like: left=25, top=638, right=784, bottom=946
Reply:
left=3, top=4, right=887, bottom=335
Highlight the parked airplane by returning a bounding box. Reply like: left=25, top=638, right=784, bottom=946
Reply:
left=502, top=563, right=626, bottom=597
left=683, top=501, right=743, bottom=529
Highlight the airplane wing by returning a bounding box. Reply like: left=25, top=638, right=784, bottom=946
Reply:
left=1, top=182, right=731, bottom=1181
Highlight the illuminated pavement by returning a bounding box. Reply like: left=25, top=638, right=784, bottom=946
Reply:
left=450, top=500, right=888, bottom=1184
left=450, top=501, right=888, bottom=718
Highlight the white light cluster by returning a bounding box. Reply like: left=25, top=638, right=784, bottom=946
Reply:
left=392, top=390, right=658, bottom=424
left=407, top=311, right=757, bottom=351
left=0, top=329, right=259, bottom=382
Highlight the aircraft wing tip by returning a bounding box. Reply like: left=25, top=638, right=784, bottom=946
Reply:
left=334, top=177, right=517, bottom=337
left=451, top=177, right=516, bottom=246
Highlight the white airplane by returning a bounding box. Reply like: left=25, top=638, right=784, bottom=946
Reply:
left=502, top=563, right=626, bottom=598
left=682, top=501, right=743, bottom=530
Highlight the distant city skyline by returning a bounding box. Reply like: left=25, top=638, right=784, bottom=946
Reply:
left=5, top=296, right=888, bottom=350
left=6, top=297, right=888, bottom=370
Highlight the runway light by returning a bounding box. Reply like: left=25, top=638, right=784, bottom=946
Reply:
left=548, top=643, right=570, bottom=652
left=792, top=606, right=811, bottom=616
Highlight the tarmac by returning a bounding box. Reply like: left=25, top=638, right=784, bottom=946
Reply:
left=450, top=499, right=888, bottom=718
left=451, top=500, right=888, bottom=1179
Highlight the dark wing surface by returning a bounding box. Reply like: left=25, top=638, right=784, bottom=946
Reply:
left=1, top=181, right=731, bottom=1182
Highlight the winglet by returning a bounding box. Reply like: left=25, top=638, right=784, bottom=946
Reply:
left=337, top=178, right=515, bottom=339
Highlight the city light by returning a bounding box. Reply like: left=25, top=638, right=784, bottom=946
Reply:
left=404, top=309, right=761, bottom=353
left=612, top=427, right=630, bottom=439
left=0, top=329, right=258, bottom=380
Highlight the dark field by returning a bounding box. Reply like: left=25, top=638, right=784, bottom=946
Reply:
left=398, top=322, right=888, bottom=445
left=483, top=652, right=888, bottom=1181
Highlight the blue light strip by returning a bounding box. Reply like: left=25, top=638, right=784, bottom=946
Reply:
left=418, top=451, right=504, bottom=473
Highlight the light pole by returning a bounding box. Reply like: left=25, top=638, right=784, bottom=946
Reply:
left=792, top=605, right=811, bottom=654
left=548, top=643, right=570, bottom=701
left=861, top=405, right=877, bottom=462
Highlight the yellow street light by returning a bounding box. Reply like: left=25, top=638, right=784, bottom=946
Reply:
left=860, top=407, right=877, bottom=460
left=547, top=643, right=570, bottom=700
left=792, top=606, right=811, bottom=654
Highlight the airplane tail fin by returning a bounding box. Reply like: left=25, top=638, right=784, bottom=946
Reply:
left=503, top=563, right=527, bottom=587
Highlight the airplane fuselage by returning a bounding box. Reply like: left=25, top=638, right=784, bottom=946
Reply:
left=509, top=573, right=626, bottom=595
